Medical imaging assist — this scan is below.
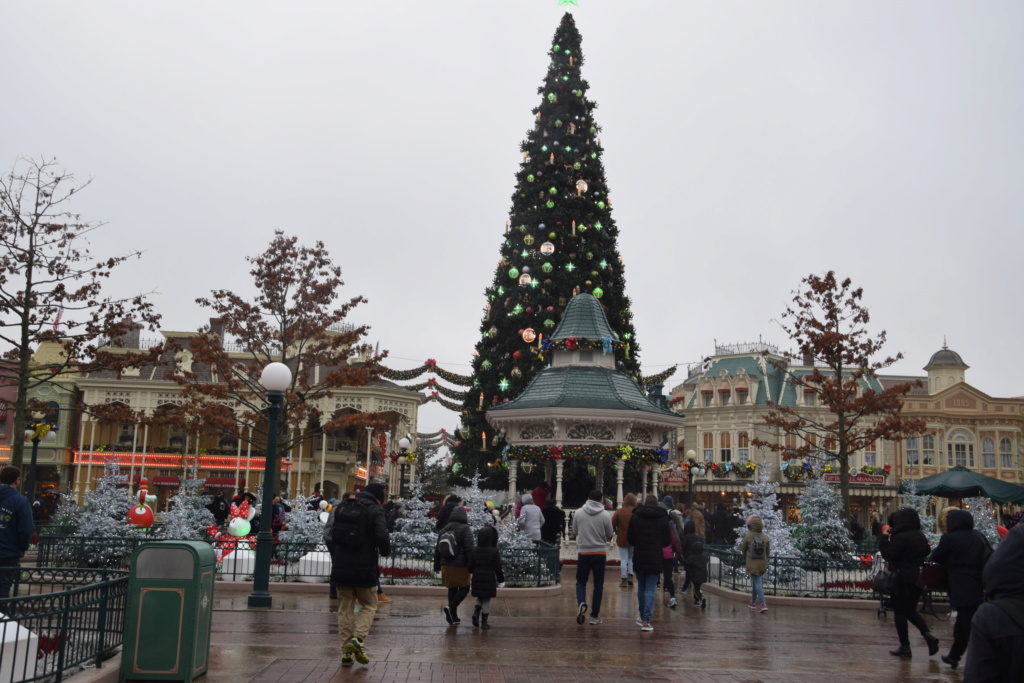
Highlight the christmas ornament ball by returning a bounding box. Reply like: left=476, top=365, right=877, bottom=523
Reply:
left=593, top=287, right=604, bottom=298
left=511, top=367, right=522, bottom=379
left=508, top=267, right=520, bottom=279
left=549, top=232, right=557, bottom=239
left=127, top=505, right=154, bottom=528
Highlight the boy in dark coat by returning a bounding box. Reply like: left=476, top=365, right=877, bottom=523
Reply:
left=930, top=508, right=992, bottom=669
left=469, top=526, right=504, bottom=629
left=680, top=520, right=708, bottom=608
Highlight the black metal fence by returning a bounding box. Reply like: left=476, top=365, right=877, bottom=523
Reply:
left=35, top=536, right=562, bottom=588
left=0, top=568, right=128, bottom=683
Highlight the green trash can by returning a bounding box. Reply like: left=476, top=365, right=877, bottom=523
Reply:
left=120, top=541, right=216, bottom=682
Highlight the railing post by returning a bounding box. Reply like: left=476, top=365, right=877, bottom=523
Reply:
left=95, top=580, right=110, bottom=668
left=54, top=590, right=72, bottom=682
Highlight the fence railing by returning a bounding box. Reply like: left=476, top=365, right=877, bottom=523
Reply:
left=0, top=568, right=128, bottom=683
left=35, top=536, right=562, bottom=588
left=705, top=548, right=941, bottom=601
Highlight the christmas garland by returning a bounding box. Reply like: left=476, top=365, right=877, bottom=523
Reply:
left=403, top=378, right=468, bottom=400
left=507, top=444, right=669, bottom=464
left=425, top=393, right=464, bottom=412
left=641, top=365, right=677, bottom=389
left=377, top=358, right=472, bottom=385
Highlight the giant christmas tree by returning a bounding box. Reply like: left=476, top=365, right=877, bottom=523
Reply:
left=456, top=13, right=641, bottom=472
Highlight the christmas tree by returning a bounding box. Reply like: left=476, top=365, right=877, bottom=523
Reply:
left=791, top=474, right=855, bottom=560
left=963, top=496, right=1000, bottom=547
left=455, top=13, right=640, bottom=472
left=156, top=464, right=215, bottom=540
left=278, top=493, right=325, bottom=560
left=735, top=461, right=802, bottom=582
left=391, top=481, right=441, bottom=550
left=898, top=478, right=939, bottom=546
left=70, top=460, right=145, bottom=567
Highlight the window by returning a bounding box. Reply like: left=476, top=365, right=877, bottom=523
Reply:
left=703, top=393, right=713, bottom=407
left=737, top=390, right=748, bottom=405
left=983, top=438, right=996, bottom=468
left=864, top=441, right=877, bottom=467
left=119, top=430, right=134, bottom=446
left=783, top=433, right=797, bottom=459
left=947, top=429, right=974, bottom=468
left=922, top=435, right=935, bottom=465
left=906, top=437, right=919, bottom=465
left=1001, top=438, right=1014, bottom=469
left=803, top=390, right=815, bottom=406
left=738, top=432, right=749, bottom=462
left=703, top=433, right=714, bottom=462
left=720, top=433, right=732, bottom=462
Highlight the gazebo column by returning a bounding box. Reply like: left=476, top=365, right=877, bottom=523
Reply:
left=616, top=462, right=625, bottom=507
left=596, top=462, right=605, bottom=498
left=555, top=459, right=565, bottom=507
left=507, top=459, right=519, bottom=505
left=544, top=460, right=554, bottom=487
left=641, top=466, right=648, bottom=500
left=652, top=467, right=660, bottom=499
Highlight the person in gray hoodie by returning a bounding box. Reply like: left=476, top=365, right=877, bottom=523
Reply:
left=573, top=489, right=614, bottom=625
left=518, top=493, right=544, bottom=541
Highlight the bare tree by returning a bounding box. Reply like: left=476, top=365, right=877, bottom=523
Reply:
left=754, top=272, right=925, bottom=516
left=0, top=157, right=160, bottom=477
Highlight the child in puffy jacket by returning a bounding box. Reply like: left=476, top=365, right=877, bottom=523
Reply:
left=662, top=517, right=682, bottom=608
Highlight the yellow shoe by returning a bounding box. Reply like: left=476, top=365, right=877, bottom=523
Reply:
left=377, top=592, right=391, bottom=603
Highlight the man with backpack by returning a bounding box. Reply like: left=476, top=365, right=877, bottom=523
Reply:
left=329, top=482, right=390, bottom=668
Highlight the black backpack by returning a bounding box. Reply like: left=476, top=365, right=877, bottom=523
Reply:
left=749, top=534, right=766, bottom=559
left=332, top=499, right=368, bottom=547
left=436, top=528, right=459, bottom=560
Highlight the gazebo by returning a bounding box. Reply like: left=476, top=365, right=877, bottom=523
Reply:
left=486, top=293, right=684, bottom=506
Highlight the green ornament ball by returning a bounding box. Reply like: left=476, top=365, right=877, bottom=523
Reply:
left=549, top=187, right=558, bottom=195
left=546, top=200, right=555, bottom=208
left=593, top=288, right=604, bottom=298
left=511, top=367, right=522, bottom=379
left=573, top=162, right=581, bottom=170
left=549, top=232, right=557, bottom=239
left=553, top=44, right=560, bottom=52
left=527, top=174, right=535, bottom=182
left=555, top=119, right=562, bottom=127
left=541, top=145, right=548, bottom=152
left=547, top=93, right=556, bottom=102
left=509, top=267, right=520, bottom=279
left=518, top=224, right=527, bottom=232
left=481, top=359, right=492, bottom=370
left=591, top=152, right=597, bottom=158
left=544, top=318, right=556, bottom=328
left=542, top=262, right=553, bottom=273
left=586, top=252, right=593, bottom=259
left=597, top=201, right=606, bottom=209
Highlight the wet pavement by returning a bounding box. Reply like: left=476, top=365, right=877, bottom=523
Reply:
left=192, top=567, right=962, bottom=683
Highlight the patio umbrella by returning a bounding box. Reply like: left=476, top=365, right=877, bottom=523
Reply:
left=901, top=465, right=1024, bottom=504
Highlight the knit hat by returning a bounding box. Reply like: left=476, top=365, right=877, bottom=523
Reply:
left=661, top=495, right=674, bottom=507
left=365, top=482, right=386, bottom=503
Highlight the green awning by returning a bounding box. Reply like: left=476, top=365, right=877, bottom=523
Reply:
left=900, top=466, right=1024, bottom=504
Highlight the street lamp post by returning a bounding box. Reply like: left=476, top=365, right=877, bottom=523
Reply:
left=247, top=362, right=292, bottom=609
left=685, top=449, right=705, bottom=509
left=397, top=436, right=411, bottom=498
left=24, top=421, right=58, bottom=503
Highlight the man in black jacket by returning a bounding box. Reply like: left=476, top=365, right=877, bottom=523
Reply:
left=331, top=482, right=390, bottom=668
left=879, top=508, right=939, bottom=658
left=964, top=523, right=1024, bottom=681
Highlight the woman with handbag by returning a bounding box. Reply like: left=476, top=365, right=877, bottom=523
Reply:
left=879, top=508, right=939, bottom=658
left=930, top=508, right=992, bottom=669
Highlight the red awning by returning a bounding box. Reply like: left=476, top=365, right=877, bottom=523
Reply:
left=152, top=475, right=180, bottom=486
left=718, top=388, right=731, bottom=393
left=204, top=477, right=241, bottom=488
left=700, top=389, right=713, bottom=394
left=735, top=386, right=749, bottom=392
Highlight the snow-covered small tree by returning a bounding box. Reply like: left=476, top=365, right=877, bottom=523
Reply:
left=456, top=473, right=539, bottom=585
left=42, top=491, right=79, bottom=536
left=156, top=465, right=214, bottom=540
left=278, top=493, right=324, bottom=560
left=391, top=482, right=439, bottom=549
left=791, top=474, right=855, bottom=560
left=964, top=496, right=1000, bottom=547
left=899, top=478, right=939, bottom=545
left=735, top=461, right=802, bottom=582
left=70, top=460, right=145, bottom=567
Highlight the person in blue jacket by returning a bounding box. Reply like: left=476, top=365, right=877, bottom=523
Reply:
left=0, top=466, right=35, bottom=598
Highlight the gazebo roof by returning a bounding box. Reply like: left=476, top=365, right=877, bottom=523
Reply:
left=489, top=365, right=677, bottom=416
left=551, top=293, right=617, bottom=341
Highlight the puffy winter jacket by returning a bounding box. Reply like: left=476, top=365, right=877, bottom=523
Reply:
left=434, top=506, right=475, bottom=570
left=879, top=507, right=930, bottom=586
left=929, top=509, right=991, bottom=608
left=329, top=491, right=390, bottom=588
left=627, top=503, right=670, bottom=575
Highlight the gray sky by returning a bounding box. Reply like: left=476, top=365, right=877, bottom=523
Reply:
left=3, top=1, right=1022, bottom=437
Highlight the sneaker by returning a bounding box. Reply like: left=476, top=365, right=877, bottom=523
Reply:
left=641, top=621, right=654, bottom=632
left=344, top=637, right=369, bottom=665
left=758, top=603, right=768, bottom=613
left=628, top=574, right=634, bottom=587
left=576, top=602, right=588, bottom=625
left=589, top=617, right=603, bottom=625
left=749, top=603, right=757, bottom=611
left=619, top=578, right=628, bottom=588
left=668, top=598, right=677, bottom=609
left=341, top=653, right=354, bottom=668
left=635, top=617, right=644, bottom=627
left=443, top=606, right=455, bottom=625
left=701, top=597, right=707, bottom=609
left=376, top=592, right=391, bottom=603
left=694, top=597, right=701, bottom=606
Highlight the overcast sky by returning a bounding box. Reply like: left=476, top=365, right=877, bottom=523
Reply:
left=3, top=1, right=1022, bottom=436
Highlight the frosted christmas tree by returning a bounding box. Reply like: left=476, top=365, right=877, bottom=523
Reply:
left=43, top=491, right=79, bottom=536
left=156, top=464, right=214, bottom=540
left=391, top=481, right=440, bottom=549
left=898, top=478, right=939, bottom=545
left=71, top=460, right=145, bottom=566
left=735, top=461, right=802, bottom=581
left=964, top=496, right=1000, bottom=547
left=791, top=474, right=855, bottom=560
left=278, top=493, right=325, bottom=560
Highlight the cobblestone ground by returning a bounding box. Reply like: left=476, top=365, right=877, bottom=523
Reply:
left=210, top=568, right=962, bottom=683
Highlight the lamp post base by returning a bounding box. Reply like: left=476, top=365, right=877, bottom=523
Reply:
left=247, top=592, right=273, bottom=608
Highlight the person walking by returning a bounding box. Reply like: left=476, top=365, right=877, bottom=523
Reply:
left=740, top=515, right=770, bottom=613
left=517, top=493, right=543, bottom=542
left=572, top=490, right=614, bottom=625
left=930, top=508, right=992, bottom=670
left=434, top=494, right=462, bottom=532
left=469, top=526, right=505, bottom=629
left=541, top=497, right=566, bottom=545
left=879, top=508, right=939, bottom=658
left=0, top=467, right=34, bottom=599
left=661, top=511, right=682, bottom=609
left=627, top=494, right=670, bottom=632
left=680, top=519, right=708, bottom=608
left=611, top=493, right=636, bottom=588
left=434, top=505, right=475, bottom=626
left=330, top=482, right=390, bottom=668
left=964, top=523, right=1024, bottom=681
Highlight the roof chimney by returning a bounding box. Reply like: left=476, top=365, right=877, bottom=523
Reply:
left=209, top=318, right=225, bottom=339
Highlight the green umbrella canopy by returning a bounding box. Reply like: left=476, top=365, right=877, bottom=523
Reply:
left=901, top=465, right=1024, bottom=504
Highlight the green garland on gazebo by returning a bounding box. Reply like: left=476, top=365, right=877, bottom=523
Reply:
left=507, top=444, right=669, bottom=464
